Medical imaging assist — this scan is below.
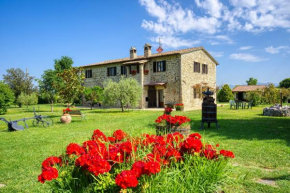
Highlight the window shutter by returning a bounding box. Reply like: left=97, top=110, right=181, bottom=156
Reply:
left=153, top=62, right=156, bottom=72
left=107, top=68, right=109, bottom=76
left=198, top=63, right=200, bottom=73
left=137, top=65, right=139, bottom=73
left=163, top=60, right=166, bottom=71
left=206, top=65, right=208, bottom=74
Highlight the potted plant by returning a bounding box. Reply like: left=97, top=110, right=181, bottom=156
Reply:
left=164, top=107, right=172, bottom=115
left=168, top=115, right=191, bottom=135
left=175, top=103, right=184, bottom=111
left=60, top=108, right=72, bottom=124
left=144, top=69, right=149, bottom=75
left=131, top=70, right=137, bottom=76
left=155, top=114, right=170, bottom=135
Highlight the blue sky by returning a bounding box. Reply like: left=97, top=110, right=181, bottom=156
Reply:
left=0, top=0, right=289, bottom=86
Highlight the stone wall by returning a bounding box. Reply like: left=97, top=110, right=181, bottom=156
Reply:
left=180, top=50, right=217, bottom=110
left=83, top=50, right=217, bottom=110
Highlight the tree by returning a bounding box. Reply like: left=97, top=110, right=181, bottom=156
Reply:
left=262, top=84, right=279, bottom=104
left=84, top=86, right=104, bottom=110
left=57, top=67, right=85, bottom=105
left=54, top=56, right=73, bottom=73
left=279, top=78, right=290, bottom=88
left=246, top=77, right=258, bottom=85
left=17, top=92, right=38, bottom=108
left=247, top=91, right=262, bottom=106
left=2, top=68, right=35, bottom=105
left=38, top=69, right=59, bottom=112
left=0, top=81, right=15, bottom=114
left=217, top=84, right=234, bottom=102
left=103, top=77, right=142, bottom=112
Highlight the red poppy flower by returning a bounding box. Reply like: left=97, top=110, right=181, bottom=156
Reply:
left=131, top=161, right=146, bottom=178
left=38, top=167, right=58, bottom=183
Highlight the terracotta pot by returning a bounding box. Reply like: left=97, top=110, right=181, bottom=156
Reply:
left=171, top=125, right=191, bottom=136
left=60, top=114, right=71, bottom=124
left=156, top=125, right=170, bottom=136
left=144, top=72, right=148, bottom=75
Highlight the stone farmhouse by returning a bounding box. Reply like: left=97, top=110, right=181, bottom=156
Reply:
left=232, top=85, right=267, bottom=101
left=80, top=44, right=219, bottom=110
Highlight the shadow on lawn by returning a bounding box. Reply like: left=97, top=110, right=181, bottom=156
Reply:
left=202, top=116, right=290, bottom=146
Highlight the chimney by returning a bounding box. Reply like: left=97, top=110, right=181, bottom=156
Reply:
left=130, top=47, right=137, bottom=59
left=144, top=43, right=152, bottom=57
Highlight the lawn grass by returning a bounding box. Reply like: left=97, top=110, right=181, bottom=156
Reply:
left=0, top=104, right=289, bottom=192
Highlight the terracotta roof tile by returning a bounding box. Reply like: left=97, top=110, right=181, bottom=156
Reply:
left=80, top=46, right=218, bottom=67
left=232, top=85, right=267, bottom=92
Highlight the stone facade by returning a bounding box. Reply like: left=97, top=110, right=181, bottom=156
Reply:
left=82, top=45, right=218, bottom=110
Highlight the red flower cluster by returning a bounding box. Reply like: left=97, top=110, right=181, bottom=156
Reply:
left=63, top=108, right=71, bottom=114
left=38, top=156, right=62, bottom=183
left=38, top=129, right=235, bottom=190
left=175, top=103, right=184, bottom=107
left=155, top=114, right=190, bottom=126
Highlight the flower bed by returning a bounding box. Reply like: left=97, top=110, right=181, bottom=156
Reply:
left=38, top=129, right=234, bottom=192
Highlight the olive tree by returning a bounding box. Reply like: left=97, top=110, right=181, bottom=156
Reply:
left=17, top=92, right=38, bottom=108
left=103, top=77, right=142, bottom=112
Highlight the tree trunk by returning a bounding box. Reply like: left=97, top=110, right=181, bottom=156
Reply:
left=121, top=102, right=124, bottom=112
left=50, top=100, right=54, bottom=112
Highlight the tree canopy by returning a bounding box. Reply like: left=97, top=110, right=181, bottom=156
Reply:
left=57, top=67, right=85, bottom=105
left=279, top=78, right=290, bottom=88
left=84, top=86, right=104, bottom=110
left=103, top=77, right=142, bottom=112
left=246, top=77, right=258, bottom=85
left=54, top=56, right=73, bottom=73
left=2, top=68, right=35, bottom=101
left=0, top=81, right=15, bottom=114
left=217, top=84, right=234, bottom=102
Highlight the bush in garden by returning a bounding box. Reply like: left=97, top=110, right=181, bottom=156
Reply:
left=38, top=129, right=235, bottom=192
left=247, top=91, right=262, bottom=106
left=217, top=84, right=234, bottom=102
left=17, top=92, right=38, bottom=108
left=0, top=81, right=15, bottom=114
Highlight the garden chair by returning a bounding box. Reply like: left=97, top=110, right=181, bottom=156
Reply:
left=247, top=101, right=253, bottom=109
left=229, top=100, right=236, bottom=109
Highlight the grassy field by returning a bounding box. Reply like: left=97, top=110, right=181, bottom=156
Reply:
left=0, top=104, right=289, bottom=192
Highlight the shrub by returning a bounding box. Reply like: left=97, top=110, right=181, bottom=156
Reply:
left=262, top=84, right=279, bottom=104
left=0, top=81, right=15, bottom=114
left=17, top=92, right=38, bottom=108
left=217, top=84, right=234, bottom=102
left=38, top=129, right=234, bottom=192
left=247, top=91, right=262, bottom=106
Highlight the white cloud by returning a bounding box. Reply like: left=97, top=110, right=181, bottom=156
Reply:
left=195, top=0, right=223, bottom=18
left=209, top=51, right=224, bottom=57
left=139, top=0, right=290, bottom=48
left=230, top=53, right=267, bottom=62
left=215, top=35, right=234, bottom=44
left=239, top=46, right=252, bottom=50
left=265, top=46, right=289, bottom=54
left=150, top=36, right=201, bottom=49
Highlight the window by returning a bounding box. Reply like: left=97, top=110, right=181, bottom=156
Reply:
left=193, top=88, right=200, bottom=98
left=121, top=66, right=127, bottom=75
left=194, top=62, right=200, bottom=73
left=202, top=64, right=208, bottom=74
left=85, top=69, right=92, bottom=78
left=153, top=60, right=166, bottom=72
left=107, top=67, right=117, bottom=76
